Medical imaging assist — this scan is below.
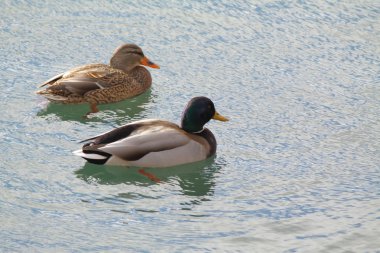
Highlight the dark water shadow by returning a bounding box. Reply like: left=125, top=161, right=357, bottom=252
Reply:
left=36, top=90, right=154, bottom=124
left=75, top=156, right=224, bottom=197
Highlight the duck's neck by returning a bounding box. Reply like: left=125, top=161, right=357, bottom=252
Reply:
left=181, top=118, right=205, bottom=133
left=110, top=57, right=134, bottom=73
left=129, top=67, right=152, bottom=89
left=191, top=128, right=205, bottom=134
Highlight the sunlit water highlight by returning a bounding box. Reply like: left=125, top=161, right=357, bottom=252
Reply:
left=0, top=1, right=379, bottom=252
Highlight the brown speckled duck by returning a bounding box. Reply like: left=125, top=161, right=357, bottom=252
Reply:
left=36, top=44, right=159, bottom=114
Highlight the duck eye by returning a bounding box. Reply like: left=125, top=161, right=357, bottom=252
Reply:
left=200, top=111, right=209, bottom=120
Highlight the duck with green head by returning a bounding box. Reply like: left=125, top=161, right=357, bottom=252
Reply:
left=74, top=96, right=229, bottom=167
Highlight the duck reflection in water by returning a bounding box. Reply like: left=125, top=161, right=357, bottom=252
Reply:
left=75, top=157, right=224, bottom=197
left=36, top=90, right=153, bottom=123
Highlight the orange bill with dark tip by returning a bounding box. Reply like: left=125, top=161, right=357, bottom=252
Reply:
left=140, top=56, right=160, bottom=69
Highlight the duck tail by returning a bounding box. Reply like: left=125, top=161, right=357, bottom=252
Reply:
left=38, top=72, right=64, bottom=88
left=73, top=149, right=111, bottom=165
left=35, top=90, right=68, bottom=101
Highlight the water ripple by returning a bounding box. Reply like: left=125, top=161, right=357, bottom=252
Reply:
left=0, top=0, right=379, bottom=252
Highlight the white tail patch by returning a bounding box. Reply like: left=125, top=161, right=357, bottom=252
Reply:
left=73, top=149, right=107, bottom=160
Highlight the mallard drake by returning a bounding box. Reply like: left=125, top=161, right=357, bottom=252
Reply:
left=73, top=96, right=229, bottom=167
left=36, top=44, right=159, bottom=114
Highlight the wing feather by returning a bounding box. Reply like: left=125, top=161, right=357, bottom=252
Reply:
left=38, top=72, right=65, bottom=87
left=98, top=129, right=190, bottom=161
left=57, top=78, right=106, bottom=95
left=37, top=64, right=117, bottom=95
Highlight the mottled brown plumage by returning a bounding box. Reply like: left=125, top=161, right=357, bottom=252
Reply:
left=36, top=44, right=159, bottom=114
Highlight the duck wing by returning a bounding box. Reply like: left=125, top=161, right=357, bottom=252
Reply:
left=74, top=120, right=206, bottom=167
left=38, top=64, right=133, bottom=96
left=79, top=120, right=146, bottom=144
left=97, top=128, right=190, bottom=161
left=38, top=72, right=65, bottom=88
left=38, top=64, right=105, bottom=88
left=49, top=77, right=110, bottom=96
left=87, top=120, right=189, bottom=160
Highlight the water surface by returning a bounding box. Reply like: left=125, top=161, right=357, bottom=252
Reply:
left=0, top=0, right=379, bottom=252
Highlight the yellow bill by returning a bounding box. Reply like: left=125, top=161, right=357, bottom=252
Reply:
left=212, top=111, right=229, bottom=122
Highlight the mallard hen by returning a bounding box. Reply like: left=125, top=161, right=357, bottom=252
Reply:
left=36, top=44, right=159, bottom=114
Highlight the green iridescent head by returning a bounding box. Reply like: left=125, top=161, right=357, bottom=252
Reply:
left=181, top=96, right=228, bottom=133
